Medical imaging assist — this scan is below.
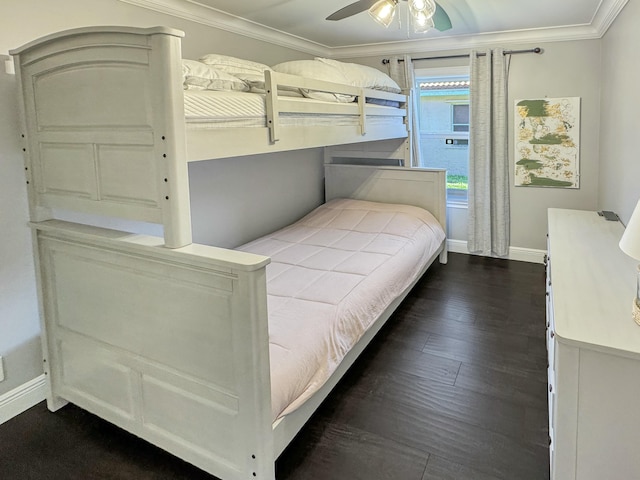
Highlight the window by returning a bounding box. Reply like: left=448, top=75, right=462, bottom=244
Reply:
left=452, top=104, right=469, bottom=132
left=415, top=66, right=470, bottom=204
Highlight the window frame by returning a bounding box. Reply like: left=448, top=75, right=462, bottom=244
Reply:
left=451, top=103, right=470, bottom=132
left=414, top=65, right=470, bottom=206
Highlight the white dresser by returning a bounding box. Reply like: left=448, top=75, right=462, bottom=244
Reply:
left=547, top=208, right=640, bottom=479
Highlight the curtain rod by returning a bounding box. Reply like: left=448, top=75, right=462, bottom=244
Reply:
left=381, top=47, right=542, bottom=65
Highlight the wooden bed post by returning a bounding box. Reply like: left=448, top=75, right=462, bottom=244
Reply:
left=147, top=31, right=193, bottom=248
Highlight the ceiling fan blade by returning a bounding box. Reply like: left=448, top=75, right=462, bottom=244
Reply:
left=327, top=0, right=453, bottom=30
left=433, top=2, right=452, bottom=31
left=326, top=0, right=379, bottom=21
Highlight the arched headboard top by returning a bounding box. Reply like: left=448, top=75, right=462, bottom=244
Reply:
left=10, top=26, right=184, bottom=55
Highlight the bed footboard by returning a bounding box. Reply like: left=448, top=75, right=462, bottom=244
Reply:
left=33, top=220, right=274, bottom=480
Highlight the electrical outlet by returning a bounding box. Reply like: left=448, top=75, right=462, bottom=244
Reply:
left=0, top=356, right=4, bottom=382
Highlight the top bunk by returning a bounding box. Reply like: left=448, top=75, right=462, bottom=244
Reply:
left=10, top=26, right=409, bottom=162
left=10, top=26, right=412, bottom=249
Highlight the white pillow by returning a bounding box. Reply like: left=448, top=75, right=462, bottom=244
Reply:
left=271, top=60, right=355, bottom=103
left=182, top=60, right=249, bottom=91
left=198, top=54, right=271, bottom=76
left=315, top=57, right=402, bottom=93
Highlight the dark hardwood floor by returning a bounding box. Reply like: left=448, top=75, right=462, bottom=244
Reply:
left=0, top=253, right=549, bottom=480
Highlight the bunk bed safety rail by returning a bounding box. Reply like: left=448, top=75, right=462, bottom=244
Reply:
left=264, top=70, right=407, bottom=143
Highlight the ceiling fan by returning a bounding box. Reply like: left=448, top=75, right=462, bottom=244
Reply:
left=327, top=0, right=452, bottom=33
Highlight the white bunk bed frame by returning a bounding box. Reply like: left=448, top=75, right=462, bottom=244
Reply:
left=11, top=26, right=447, bottom=480
left=11, top=25, right=411, bottom=249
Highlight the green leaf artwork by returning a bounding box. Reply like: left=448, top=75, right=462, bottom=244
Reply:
left=514, top=97, right=580, bottom=188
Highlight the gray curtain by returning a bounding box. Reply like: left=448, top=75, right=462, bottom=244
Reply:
left=388, top=55, right=422, bottom=167
left=468, top=48, right=510, bottom=257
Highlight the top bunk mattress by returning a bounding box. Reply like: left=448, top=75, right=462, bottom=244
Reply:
left=237, top=198, right=446, bottom=420
left=184, top=90, right=405, bottom=129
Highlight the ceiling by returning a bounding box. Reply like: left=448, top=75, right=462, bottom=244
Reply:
left=121, top=0, right=629, bottom=57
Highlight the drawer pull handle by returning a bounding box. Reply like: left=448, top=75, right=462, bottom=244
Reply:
left=549, top=384, right=553, bottom=392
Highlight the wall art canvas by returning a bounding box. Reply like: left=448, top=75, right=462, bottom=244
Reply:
left=515, top=97, right=580, bottom=188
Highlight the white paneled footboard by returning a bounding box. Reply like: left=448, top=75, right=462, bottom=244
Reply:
left=33, top=220, right=274, bottom=480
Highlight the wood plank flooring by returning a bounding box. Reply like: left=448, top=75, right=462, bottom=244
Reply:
left=0, top=253, right=549, bottom=480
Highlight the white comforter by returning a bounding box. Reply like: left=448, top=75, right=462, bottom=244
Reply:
left=238, top=199, right=445, bottom=420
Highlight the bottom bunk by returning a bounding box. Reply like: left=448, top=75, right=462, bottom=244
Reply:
left=31, top=165, right=447, bottom=480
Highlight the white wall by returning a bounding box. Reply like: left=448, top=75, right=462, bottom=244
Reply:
left=0, top=0, right=322, bottom=396
left=346, top=38, right=603, bottom=251
left=0, top=58, right=42, bottom=395
left=599, top=0, right=640, bottom=224
left=508, top=40, right=602, bottom=250
left=190, top=151, right=325, bottom=248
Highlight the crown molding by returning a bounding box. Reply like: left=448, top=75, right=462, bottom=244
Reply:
left=329, top=23, right=605, bottom=59
left=332, top=0, right=629, bottom=59
left=118, top=0, right=628, bottom=59
left=117, top=0, right=333, bottom=57
left=591, top=0, right=629, bottom=36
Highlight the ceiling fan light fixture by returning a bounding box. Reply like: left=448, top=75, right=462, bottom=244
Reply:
left=368, top=0, right=398, bottom=28
left=408, top=0, right=436, bottom=18
left=412, top=10, right=435, bottom=33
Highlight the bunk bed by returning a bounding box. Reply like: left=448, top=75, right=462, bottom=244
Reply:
left=11, top=26, right=447, bottom=480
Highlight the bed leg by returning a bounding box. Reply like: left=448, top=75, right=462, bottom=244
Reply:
left=43, top=355, right=67, bottom=411
left=439, top=248, right=448, bottom=264
left=46, top=395, right=68, bottom=412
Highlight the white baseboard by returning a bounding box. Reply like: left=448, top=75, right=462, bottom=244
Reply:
left=447, top=239, right=546, bottom=264
left=0, top=374, right=46, bottom=425
left=507, top=246, right=548, bottom=264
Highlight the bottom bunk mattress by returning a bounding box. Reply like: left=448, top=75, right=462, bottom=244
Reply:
left=237, top=198, right=446, bottom=420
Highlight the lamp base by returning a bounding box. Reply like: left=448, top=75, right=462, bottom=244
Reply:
left=633, top=299, right=640, bottom=326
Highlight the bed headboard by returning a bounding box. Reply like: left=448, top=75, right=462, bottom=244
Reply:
left=10, top=26, right=192, bottom=248
left=324, top=164, right=447, bottom=232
